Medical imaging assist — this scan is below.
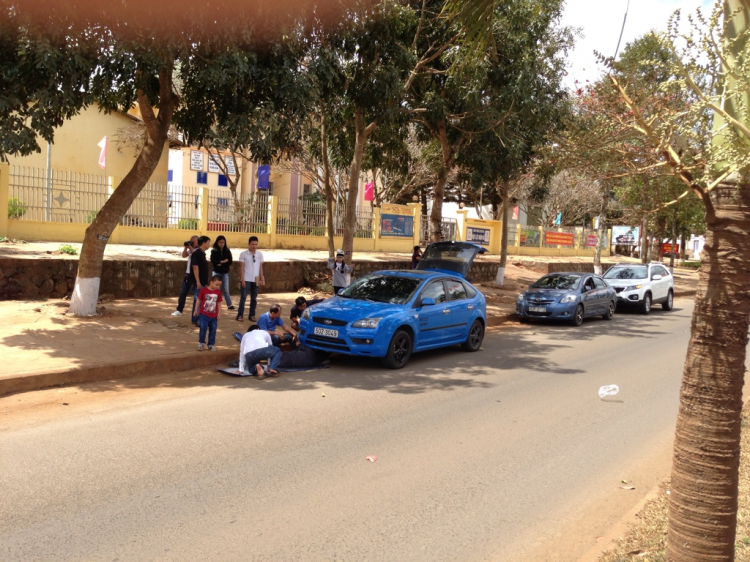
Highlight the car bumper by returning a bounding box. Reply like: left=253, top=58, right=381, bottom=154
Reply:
left=516, top=301, right=578, bottom=320
left=615, top=291, right=644, bottom=305
left=298, top=323, right=390, bottom=357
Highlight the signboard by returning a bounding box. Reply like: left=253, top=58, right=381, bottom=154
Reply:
left=612, top=226, right=640, bottom=246
left=226, top=156, right=236, bottom=176
left=190, top=150, right=204, bottom=171
left=585, top=234, right=599, bottom=247
left=520, top=228, right=541, bottom=247
left=544, top=231, right=575, bottom=246
left=207, top=156, right=221, bottom=173
left=662, top=242, right=680, bottom=255
left=466, top=227, right=490, bottom=245
left=380, top=204, right=413, bottom=237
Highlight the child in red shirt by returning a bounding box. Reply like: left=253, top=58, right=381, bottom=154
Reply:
left=194, top=275, right=223, bottom=351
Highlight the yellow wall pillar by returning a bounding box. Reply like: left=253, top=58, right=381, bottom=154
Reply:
left=408, top=203, right=422, bottom=249
left=0, top=163, right=9, bottom=238
left=268, top=195, right=278, bottom=247
left=455, top=209, right=468, bottom=242
left=372, top=207, right=382, bottom=251
left=199, top=186, right=210, bottom=236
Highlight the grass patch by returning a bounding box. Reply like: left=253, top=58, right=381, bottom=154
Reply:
left=599, top=405, right=750, bottom=561
left=58, top=244, right=78, bottom=255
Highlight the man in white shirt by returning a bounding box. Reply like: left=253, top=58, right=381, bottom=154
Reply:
left=236, top=236, right=265, bottom=322
left=239, top=325, right=280, bottom=379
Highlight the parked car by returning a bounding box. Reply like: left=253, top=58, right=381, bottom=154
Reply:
left=298, top=241, right=488, bottom=369
left=602, top=263, right=674, bottom=314
left=516, top=272, right=617, bottom=326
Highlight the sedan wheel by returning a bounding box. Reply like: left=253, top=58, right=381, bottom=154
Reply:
left=382, top=329, right=413, bottom=370
left=602, top=300, right=615, bottom=320
left=571, top=304, right=584, bottom=326
left=461, top=319, right=484, bottom=351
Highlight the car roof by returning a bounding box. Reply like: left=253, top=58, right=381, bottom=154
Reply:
left=368, top=269, right=460, bottom=280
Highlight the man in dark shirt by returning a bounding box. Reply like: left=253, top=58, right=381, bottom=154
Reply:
left=190, top=236, right=211, bottom=325
left=290, top=296, right=324, bottom=330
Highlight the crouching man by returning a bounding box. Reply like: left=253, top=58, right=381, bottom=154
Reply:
left=239, top=325, right=281, bottom=380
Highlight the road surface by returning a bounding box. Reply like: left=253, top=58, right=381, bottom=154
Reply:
left=1, top=300, right=718, bottom=561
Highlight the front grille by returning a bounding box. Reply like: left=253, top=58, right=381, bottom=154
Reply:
left=614, top=287, right=624, bottom=293
left=312, top=317, right=349, bottom=327
left=306, top=335, right=351, bottom=352
left=528, top=298, right=555, bottom=305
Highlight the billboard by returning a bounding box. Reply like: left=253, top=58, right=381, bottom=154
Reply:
left=466, top=227, right=490, bottom=245
left=380, top=204, right=413, bottom=237
left=544, top=231, right=575, bottom=246
left=612, top=226, right=640, bottom=246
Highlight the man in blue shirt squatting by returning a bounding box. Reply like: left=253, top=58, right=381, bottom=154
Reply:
left=257, top=304, right=298, bottom=347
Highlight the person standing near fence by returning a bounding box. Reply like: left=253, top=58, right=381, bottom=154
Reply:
left=190, top=236, right=211, bottom=325
left=172, top=235, right=199, bottom=317
left=328, top=249, right=354, bottom=294
left=210, top=235, right=235, bottom=311
left=237, top=236, right=265, bottom=322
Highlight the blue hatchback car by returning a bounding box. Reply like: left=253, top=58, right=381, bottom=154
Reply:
left=298, top=242, right=488, bottom=369
left=516, top=272, right=617, bottom=326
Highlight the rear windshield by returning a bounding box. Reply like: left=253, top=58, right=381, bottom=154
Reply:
left=603, top=266, right=648, bottom=280
left=532, top=274, right=582, bottom=290
left=340, top=274, right=422, bottom=304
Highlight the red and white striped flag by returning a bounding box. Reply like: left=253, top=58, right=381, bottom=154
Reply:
left=97, top=136, right=107, bottom=169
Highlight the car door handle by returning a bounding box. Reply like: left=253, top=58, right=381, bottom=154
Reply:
left=443, top=309, right=450, bottom=314
left=467, top=305, right=474, bottom=310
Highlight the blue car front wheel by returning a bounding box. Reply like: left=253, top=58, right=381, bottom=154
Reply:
left=383, top=329, right=413, bottom=370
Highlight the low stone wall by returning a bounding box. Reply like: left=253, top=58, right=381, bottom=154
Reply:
left=0, top=257, right=504, bottom=300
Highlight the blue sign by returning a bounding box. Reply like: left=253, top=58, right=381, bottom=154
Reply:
left=381, top=214, right=414, bottom=237
left=257, top=165, right=270, bottom=190
left=467, top=227, right=490, bottom=245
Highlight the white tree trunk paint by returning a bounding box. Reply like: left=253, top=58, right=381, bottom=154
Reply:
left=594, top=264, right=603, bottom=275
left=495, top=266, right=505, bottom=286
left=69, top=277, right=101, bottom=316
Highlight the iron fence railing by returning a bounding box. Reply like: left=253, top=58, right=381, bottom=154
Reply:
left=421, top=216, right=457, bottom=243
left=9, top=166, right=109, bottom=223
left=275, top=197, right=327, bottom=236
left=206, top=190, right=270, bottom=233
left=334, top=205, right=374, bottom=239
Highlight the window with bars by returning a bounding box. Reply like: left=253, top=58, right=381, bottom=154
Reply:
left=303, top=183, right=311, bottom=196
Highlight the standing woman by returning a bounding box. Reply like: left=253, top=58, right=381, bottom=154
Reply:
left=328, top=249, right=354, bottom=295
left=210, top=235, right=235, bottom=310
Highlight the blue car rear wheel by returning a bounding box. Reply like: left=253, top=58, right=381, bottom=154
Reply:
left=461, top=319, right=484, bottom=351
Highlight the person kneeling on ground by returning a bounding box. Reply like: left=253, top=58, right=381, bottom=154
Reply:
left=239, top=325, right=280, bottom=380
left=258, top=304, right=297, bottom=347
left=290, top=296, right=324, bottom=331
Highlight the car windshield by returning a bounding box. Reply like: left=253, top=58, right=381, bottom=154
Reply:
left=603, top=266, right=648, bottom=280
left=339, top=274, right=423, bottom=304
left=531, top=274, right=582, bottom=290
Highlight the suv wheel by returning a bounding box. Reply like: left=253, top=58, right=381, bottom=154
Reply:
left=382, top=329, right=413, bottom=369
left=640, top=293, right=652, bottom=315
left=602, top=300, right=615, bottom=320
left=662, top=290, right=674, bottom=311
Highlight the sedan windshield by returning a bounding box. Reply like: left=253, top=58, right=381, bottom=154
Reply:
left=531, top=274, right=582, bottom=290
left=340, top=274, right=423, bottom=304
left=603, top=266, right=648, bottom=280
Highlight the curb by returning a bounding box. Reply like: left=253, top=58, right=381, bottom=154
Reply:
left=0, top=349, right=237, bottom=397
left=487, top=312, right=519, bottom=327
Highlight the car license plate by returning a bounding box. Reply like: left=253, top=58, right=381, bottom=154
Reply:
left=314, top=327, right=339, bottom=338
left=528, top=306, right=546, bottom=312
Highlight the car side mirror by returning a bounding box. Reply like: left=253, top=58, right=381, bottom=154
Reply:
left=337, top=288, right=345, bottom=295
left=652, top=274, right=663, bottom=281
left=421, top=297, right=436, bottom=306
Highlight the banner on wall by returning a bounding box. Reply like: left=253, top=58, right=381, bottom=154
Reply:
left=520, top=228, right=541, bottom=247
left=585, top=234, right=599, bottom=247
left=611, top=226, right=640, bottom=246
left=190, top=150, right=204, bottom=171
left=364, top=182, right=374, bottom=202
left=466, top=227, right=490, bottom=245
left=662, top=242, right=680, bottom=255
left=544, top=231, right=575, bottom=246
left=257, top=165, right=271, bottom=190
left=380, top=203, right=413, bottom=237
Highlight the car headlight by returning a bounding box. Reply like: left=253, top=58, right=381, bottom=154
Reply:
left=352, top=317, right=382, bottom=329
left=560, top=294, right=577, bottom=303
left=623, top=284, right=642, bottom=292
left=516, top=293, right=525, bottom=302
left=302, top=308, right=311, bottom=320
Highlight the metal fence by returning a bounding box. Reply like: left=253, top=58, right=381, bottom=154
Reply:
left=206, top=190, right=269, bottom=234
left=421, top=216, right=457, bottom=244
left=276, top=197, right=327, bottom=236
left=334, top=205, right=374, bottom=239
left=9, top=166, right=109, bottom=223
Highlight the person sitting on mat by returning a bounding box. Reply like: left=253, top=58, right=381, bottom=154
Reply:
left=257, top=304, right=297, bottom=347
left=239, top=325, right=280, bottom=380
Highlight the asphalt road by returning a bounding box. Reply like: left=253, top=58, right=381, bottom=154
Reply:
left=0, top=300, right=712, bottom=561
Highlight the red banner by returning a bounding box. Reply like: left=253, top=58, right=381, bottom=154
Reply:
left=662, top=243, right=679, bottom=254
left=585, top=234, right=598, bottom=247
left=544, top=231, right=575, bottom=246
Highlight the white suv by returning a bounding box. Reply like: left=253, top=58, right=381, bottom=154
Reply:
left=602, top=263, right=674, bottom=314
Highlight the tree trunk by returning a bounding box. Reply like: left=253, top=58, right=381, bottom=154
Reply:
left=594, top=188, right=609, bottom=275
left=69, top=66, right=178, bottom=315
left=321, top=115, right=335, bottom=258
left=342, top=107, right=376, bottom=264
left=666, top=180, right=750, bottom=562
left=669, top=209, right=677, bottom=272
left=641, top=220, right=649, bottom=263
left=497, top=185, right=509, bottom=285
left=430, top=121, right=453, bottom=243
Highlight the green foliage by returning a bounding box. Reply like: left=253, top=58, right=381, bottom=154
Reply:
left=177, top=218, right=199, bottom=230
left=7, top=197, right=27, bottom=219
left=86, top=211, right=98, bottom=224
left=58, top=244, right=78, bottom=255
